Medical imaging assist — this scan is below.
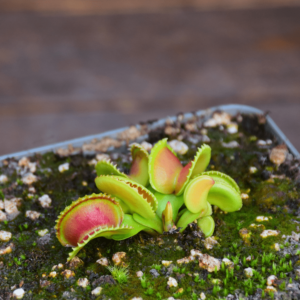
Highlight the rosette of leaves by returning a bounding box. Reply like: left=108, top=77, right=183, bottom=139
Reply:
left=56, top=139, right=242, bottom=260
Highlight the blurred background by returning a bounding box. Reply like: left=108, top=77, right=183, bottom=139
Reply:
left=0, top=0, right=300, bottom=155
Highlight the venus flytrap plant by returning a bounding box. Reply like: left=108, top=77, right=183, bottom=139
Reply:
left=55, top=138, right=242, bottom=260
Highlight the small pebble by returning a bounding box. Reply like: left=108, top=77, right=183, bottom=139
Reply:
left=295, top=269, right=300, bottom=277
left=269, top=144, right=288, bottom=166
left=204, top=119, right=217, bottom=127
left=39, top=280, right=51, bottom=288
left=177, top=257, right=193, bottom=264
left=244, top=267, right=254, bottom=278
left=0, top=210, right=7, bottom=222
left=185, top=122, right=197, bottom=132
left=260, top=230, right=279, bottom=238
left=222, top=141, right=239, bottom=148
left=96, top=257, right=109, bottom=267
left=239, top=228, right=251, bottom=245
left=0, top=230, right=12, bottom=242
left=267, top=275, right=277, bottom=286
left=52, top=264, right=63, bottom=270
left=202, top=135, right=211, bottom=143
left=91, top=287, right=103, bottom=296
left=213, top=111, right=231, bottom=125
left=198, top=254, right=220, bottom=272
left=0, top=174, right=8, bottom=184
left=140, top=141, right=153, bottom=152
left=162, top=260, right=172, bottom=267
left=249, top=224, right=265, bottom=230
left=112, top=252, right=126, bottom=266
left=28, top=186, right=36, bottom=193
left=265, top=286, right=277, bottom=293
left=0, top=244, right=13, bottom=255
left=58, top=163, right=69, bottom=173
left=22, top=173, right=37, bottom=185
left=18, top=157, right=30, bottom=167
left=167, top=277, right=178, bottom=287
left=257, top=140, right=267, bottom=147
left=291, top=231, right=300, bottom=242
left=211, top=279, right=222, bottom=285
left=68, top=256, right=84, bottom=269
left=150, top=269, right=160, bottom=278
left=241, top=193, right=249, bottom=200
left=49, top=271, right=57, bottom=278
left=204, top=112, right=231, bottom=127
left=4, top=199, right=20, bottom=220
left=168, top=140, right=189, bottom=155
left=13, top=288, right=25, bottom=299
left=136, top=271, right=143, bottom=278
left=222, top=258, right=234, bottom=269
left=88, top=159, right=97, bottom=166
left=26, top=211, right=41, bottom=220
left=266, top=139, right=273, bottom=145
left=227, top=122, right=238, bottom=134
left=77, top=278, right=89, bottom=288
left=28, top=162, right=37, bottom=173
left=38, top=195, right=52, bottom=208
left=204, top=236, right=219, bottom=250
left=96, top=154, right=110, bottom=161
left=190, top=249, right=203, bottom=258
left=61, top=269, right=75, bottom=279
left=249, top=166, right=257, bottom=174
left=37, top=229, right=49, bottom=237
left=256, top=216, right=270, bottom=222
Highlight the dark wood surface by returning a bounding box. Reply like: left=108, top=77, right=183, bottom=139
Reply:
left=0, top=7, right=300, bottom=155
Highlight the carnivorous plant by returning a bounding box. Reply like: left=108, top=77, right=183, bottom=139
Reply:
left=55, top=139, right=242, bottom=260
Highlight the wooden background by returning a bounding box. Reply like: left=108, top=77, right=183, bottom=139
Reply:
left=0, top=2, right=300, bottom=155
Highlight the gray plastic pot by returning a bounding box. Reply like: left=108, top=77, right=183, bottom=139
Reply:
left=0, top=104, right=298, bottom=161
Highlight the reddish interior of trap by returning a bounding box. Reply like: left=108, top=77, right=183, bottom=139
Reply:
left=62, top=199, right=121, bottom=246
left=153, top=147, right=183, bottom=193
left=175, top=161, right=192, bottom=194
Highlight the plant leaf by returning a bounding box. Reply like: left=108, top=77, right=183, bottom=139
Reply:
left=175, top=144, right=211, bottom=195
left=200, top=170, right=240, bottom=193
left=67, top=224, right=132, bottom=261
left=162, top=201, right=175, bottom=232
left=176, top=208, right=205, bottom=232
left=110, top=214, right=148, bottom=240
left=129, top=143, right=149, bottom=186
left=154, top=192, right=184, bottom=221
left=96, top=160, right=127, bottom=178
left=95, top=175, right=157, bottom=219
left=133, top=213, right=163, bottom=234
left=176, top=202, right=211, bottom=232
left=149, top=138, right=183, bottom=194
left=55, top=193, right=124, bottom=247
left=184, top=175, right=214, bottom=214
left=197, top=216, right=215, bottom=237
left=205, top=181, right=242, bottom=212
